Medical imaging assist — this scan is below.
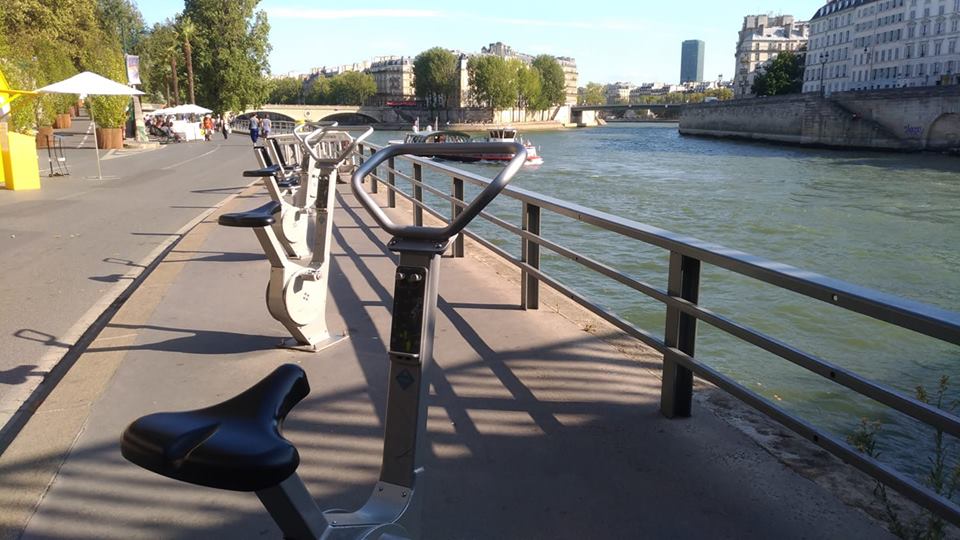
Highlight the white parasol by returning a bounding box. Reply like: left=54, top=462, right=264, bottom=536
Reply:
left=37, top=71, right=144, bottom=180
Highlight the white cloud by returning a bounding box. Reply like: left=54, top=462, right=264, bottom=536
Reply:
left=268, top=8, right=443, bottom=20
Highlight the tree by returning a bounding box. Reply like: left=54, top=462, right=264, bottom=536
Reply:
left=96, top=0, right=146, bottom=53
left=413, top=47, right=458, bottom=108
left=751, top=50, right=805, bottom=96
left=139, top=22, right=180, bottom=103
left=165, top=26, right=180, bottom=105
left=182, top=0, right=271, bottom=113
left=178, top=16, right=197, bottom=104
left=265, top=76, right=304, bottom=104
left=516, top=62, right=543, bottom=110
left=532, top=55, right=566, bottom=106
left=304, top=76, right=330, bottom=105
left=328, top=71, right=376, bottom=105
left=468, top=55, right=516, bottom=109
left=578, top=82, right=605, bottom=106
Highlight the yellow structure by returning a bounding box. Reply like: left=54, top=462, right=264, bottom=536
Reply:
left=0, top=67, right=41, bottom=190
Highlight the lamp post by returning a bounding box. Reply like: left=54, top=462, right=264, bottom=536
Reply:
left=819, top=52, right=829, bottom=96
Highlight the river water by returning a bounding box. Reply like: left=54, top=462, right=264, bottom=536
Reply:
left=367, top=123, right=960, bottom=481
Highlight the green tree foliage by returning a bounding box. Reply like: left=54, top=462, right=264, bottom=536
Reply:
left=96, top=0, right=146, bottom=53
left=532, top=55, right=565, bottom=106
left=751, top=51, right=805, bottom=96
left=266, top=77, right=304, bottom=104
left=413, top=47, right=458, bottom=108
left=304, top=76, right=330, bottom=105
left=178, top=16, right=198, bottom=104
left=515, top=61, right=544, bottom=110
left=468, top=56, right=516, bottom=109
left=578, top=82, right=606, bottom=106
left=328, top=71, right=376, bottom=105
left=182, top=0, right=271, bottom=113
left=296, top=72, right=376, bottom=105
left=139, top=22, right=180, bottom=104
left=86, top=42, right=130, bottom=127
left=0, top=0, right=145, bottom=132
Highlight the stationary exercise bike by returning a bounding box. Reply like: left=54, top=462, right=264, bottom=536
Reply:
left=243, top=123, right=353, bottom=260
left=121, top=141, right=527, bottom=539
left=218, top=126, right=372, bottom=350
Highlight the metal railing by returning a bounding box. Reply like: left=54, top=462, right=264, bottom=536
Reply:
left=355, top=141, right=960, bottom=526
left=230, top=119, right=297, bottom=135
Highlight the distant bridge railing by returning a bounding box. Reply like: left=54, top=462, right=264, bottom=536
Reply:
left=572, top=103, right=687, bottom=112
left=229, top=119, right=297, bottom=135
left=353, top=141, right=960, bottom=526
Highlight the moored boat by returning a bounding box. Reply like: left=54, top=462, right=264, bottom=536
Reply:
left=388, top=127, right=543, bottom=166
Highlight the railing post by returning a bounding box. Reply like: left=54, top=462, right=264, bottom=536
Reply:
left=369, top=146, right=378, bottom=194
left=451, top=177, right=465, bottom=257
left=521, top=202, right=541, bottom=310
left=413, top=163, right=423, bottom=227
left=660, top=252, right=700, bottom=418
left=387, top=157, right=396, bottom=208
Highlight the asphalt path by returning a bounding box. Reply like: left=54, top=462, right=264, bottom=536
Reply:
left=0, top=120, right=260, bottom=439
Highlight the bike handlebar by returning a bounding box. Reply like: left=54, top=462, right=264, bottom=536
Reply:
left=351, top=142, right=526, bottom=242
left=292, top=122, right=337, bottom=159
left=313, top=126, right=373, bottom=166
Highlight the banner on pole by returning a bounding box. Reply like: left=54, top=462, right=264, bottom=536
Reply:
left=125, top=55, right=141, bottom=86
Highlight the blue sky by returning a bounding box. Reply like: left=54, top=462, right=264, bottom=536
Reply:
left=139, top=0, right=821, bottom=85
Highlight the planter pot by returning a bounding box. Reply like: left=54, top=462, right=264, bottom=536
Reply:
left=36, top=126, right=54, bottom=149
left=95, top=127, right=123, bottom=149
left=53, top=114, right=72, bottom=129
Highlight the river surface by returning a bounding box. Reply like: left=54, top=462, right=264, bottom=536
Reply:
left=366, top=123, right=960, bottom=481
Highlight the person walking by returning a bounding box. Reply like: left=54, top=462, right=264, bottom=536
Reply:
left=221, top=114, right=230, bottom=140
left=202, top=115, right=214, bottom=141
left=249, top=114, right=260, bottom=144
left=261, top=115, right=272, bottom=140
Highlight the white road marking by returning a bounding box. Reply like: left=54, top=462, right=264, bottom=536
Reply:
left=160, top=146, right=221, bottom=170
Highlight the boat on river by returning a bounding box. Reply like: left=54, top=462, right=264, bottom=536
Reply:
left=389, top=127, right=544, bottom=166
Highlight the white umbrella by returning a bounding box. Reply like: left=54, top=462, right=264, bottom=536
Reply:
left=174, top=104, right=212, bottom=115
left=37, top=71, right=144, bottom=180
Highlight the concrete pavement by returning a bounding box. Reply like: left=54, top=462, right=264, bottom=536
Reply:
left=0, top=168, right=891, bottom=538
left=0, top=119, right=258, bottom=449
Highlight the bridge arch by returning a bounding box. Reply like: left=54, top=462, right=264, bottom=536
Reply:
left=314, top=112, right=380, bottom=125
left=926, top=113, right=960, bottom=151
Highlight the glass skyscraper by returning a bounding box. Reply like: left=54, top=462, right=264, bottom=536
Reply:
left=680, top=40, right=705, bottom=83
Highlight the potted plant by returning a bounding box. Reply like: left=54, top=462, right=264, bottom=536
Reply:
left=86, top=49, right=130, bottom=149
left=90, top=94, right=128, bottom=149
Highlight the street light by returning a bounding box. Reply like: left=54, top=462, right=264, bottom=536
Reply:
left=819, top=52, right=829, bottom=96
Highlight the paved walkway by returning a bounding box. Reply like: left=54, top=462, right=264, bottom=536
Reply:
left=0, top=176, right=891, bottom=538
left=0, top=120, right=255, bottom=449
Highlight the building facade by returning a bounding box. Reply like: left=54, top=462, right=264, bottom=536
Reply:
left=734, top=15, right=810, bottom=98
left=681, top=40, right=706, bottom=82
left=367, top=56, right=415, bottom=105
left=803, top=0, right=960, bottom=95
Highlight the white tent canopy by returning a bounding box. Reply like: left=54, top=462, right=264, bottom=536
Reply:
left=37, top=71, right=144, bottom=180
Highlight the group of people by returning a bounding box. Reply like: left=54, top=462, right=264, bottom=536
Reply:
left=247, top=114, right=272, bottom=144
left=147, top=113, right=233, bottom=143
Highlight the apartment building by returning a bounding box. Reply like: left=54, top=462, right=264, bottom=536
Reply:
left=804, top=0, right=960, bottom=94
left=734, top=15, right=810, bottom=98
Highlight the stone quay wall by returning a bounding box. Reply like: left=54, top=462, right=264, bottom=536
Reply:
left=679, top=86, right=960, bottom=152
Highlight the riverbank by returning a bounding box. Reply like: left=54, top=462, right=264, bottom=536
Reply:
left=679, top=86, right=960, bottom=152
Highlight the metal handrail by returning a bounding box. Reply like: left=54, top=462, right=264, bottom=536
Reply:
left=351, top=141, right=960, bottom=526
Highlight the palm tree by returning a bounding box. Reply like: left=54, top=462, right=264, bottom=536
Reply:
left=165, top=27, right=180, bottom=106
left=179, top=17, right=197, bottom=105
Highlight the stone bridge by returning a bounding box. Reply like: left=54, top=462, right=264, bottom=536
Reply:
left=239, top=104, right=415, bottom=125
